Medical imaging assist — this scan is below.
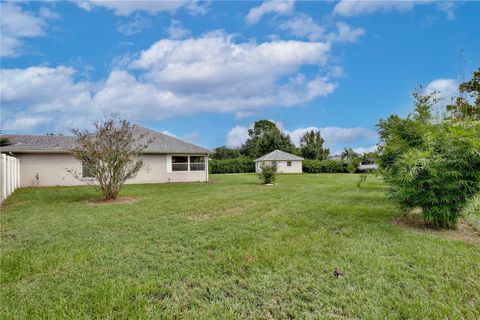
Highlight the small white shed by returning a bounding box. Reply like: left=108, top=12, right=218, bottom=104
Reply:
left=255, top=150, right=304, bottom=173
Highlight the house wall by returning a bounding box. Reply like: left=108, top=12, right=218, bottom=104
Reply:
left=15, top=153, right=208, bottom=187
left=255, top=160, right=302, bottom=173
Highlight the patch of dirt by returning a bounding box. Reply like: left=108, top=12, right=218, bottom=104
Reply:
left=85, top=196, right=141, bottom=205
left=392, top=212, right=480, bottom=244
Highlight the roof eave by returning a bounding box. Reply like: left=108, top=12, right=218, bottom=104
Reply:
left=1, top=149, right=210, bottom=154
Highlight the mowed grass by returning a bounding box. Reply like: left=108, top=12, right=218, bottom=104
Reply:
left=1, top=174, right=479, bottom=319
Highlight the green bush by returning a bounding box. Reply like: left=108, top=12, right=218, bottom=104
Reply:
left=303, top=159, right=349, bottom=173
left=383, top=122, right=480, bottom=228
left=348, top=158, right=362, bottom=173
left=258, top=163, right=276, bottom=184
left=209, top=157, right=255, bottom=174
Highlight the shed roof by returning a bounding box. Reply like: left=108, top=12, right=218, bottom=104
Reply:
left=255, top=150, right=304, bottom=162
left=1, top=126, right=210, bottom=154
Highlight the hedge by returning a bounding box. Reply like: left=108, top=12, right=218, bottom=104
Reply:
left=209, top=158, right=353, bottom=174
left=209, top=157, right=255, bottom=174
left=302, top=159, right=350, bottom=173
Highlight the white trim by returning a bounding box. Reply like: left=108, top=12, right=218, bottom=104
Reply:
left=169, top=154, right=207, bottom=173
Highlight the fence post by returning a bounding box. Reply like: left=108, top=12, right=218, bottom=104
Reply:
left=1, top=155, right=21, bottom=202
left=13, top=158, right=17, bottom=191
left=10, top=156, right=14, bottom=196
left=6, top=155, right=11, bottom=197
left=1, top=154, right=5, bottom=202
left=17, top=158, right=21, bottom=189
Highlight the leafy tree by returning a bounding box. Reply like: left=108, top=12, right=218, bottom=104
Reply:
left=211, top=146, right=241, bottom=160
left=0, top=136, right=11, bottom=147
left=340, top=148, right=359, bottom=162
left=69, top=113, right=151, bottom=201
left=240, top=120, right=295, bottom=158
left=377, top=88, right=438, bottom=172
left=299, top=130, right=330, bottom=160
left=446, top=67, right=480, bottom=121
left=377, top=84, right=480, bottom=229
left=361, top=152, right=378, bottom=163
left=256, top=129, right=295, bottom=157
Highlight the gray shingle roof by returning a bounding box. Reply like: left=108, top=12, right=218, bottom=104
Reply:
left=1, top=126, right=210, bottom=154
left=255, top=150, right=304, bottom=162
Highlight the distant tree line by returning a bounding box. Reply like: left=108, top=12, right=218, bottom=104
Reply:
left=211, top=120, right=330, bottom=161
left=209, top=119, right=375, bottom=174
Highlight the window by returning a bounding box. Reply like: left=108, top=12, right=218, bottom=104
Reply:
left=82, top=161, right=94, bottom=178
left=172, top=156, right=188, bottom=171
left=171, top=155, right=206, bottom=172
left=190, top=156, right=206, bottom=171
left=287, top=161, right=292, bottom=167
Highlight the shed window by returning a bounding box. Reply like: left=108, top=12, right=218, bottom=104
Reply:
left=287, top=161, right=292, bottom=167
left=172, top=156, right=189, bottom=171
left=190, top=156, right=206, bottom=171
left=82, top=161, right=94, bottom=178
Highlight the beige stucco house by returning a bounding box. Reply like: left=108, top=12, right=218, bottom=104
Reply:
left=255, top=150, right=303, bottom=173
left=1, top=127, right=210, bottom=187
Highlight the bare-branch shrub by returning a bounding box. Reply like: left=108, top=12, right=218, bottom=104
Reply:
left=68, top=113, right=151, bottom=200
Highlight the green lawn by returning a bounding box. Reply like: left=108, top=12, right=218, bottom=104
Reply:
left=1, top=174, right=479, bottom=319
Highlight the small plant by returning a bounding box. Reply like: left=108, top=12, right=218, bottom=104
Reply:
left=357, top=173, right=368, bottom=188
left=258, top=163, right=277, bottom=184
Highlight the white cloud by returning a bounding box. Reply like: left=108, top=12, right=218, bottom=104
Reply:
left=1, top=66, right=98, bottom=132
left=184, top=0, right=210, bottom=15
left=128, top=33, right=334, bottom=116
left=246, top=1, right=294, bottom=24
left=335, top=22, right=365, bottom=43
left=2, top=116, right=53, bottom=132
left=167, top=20, right=191, bottom=39
left=279, top=13, right=325, bottom=41
left=184, top=131, right=200, bottom=141
left=288, top=126, right=376, bottom=148
left=117, top=14, right=151, bottom=35
left=277, top=14, right=364, bottom=44
left=161, top=130, right=176, bottom=137
left=0, top=3, right=51, bottom=57
left=437, top=2, right=456, bottom=20
left=426, top=78, right=458, bottom=103
left=226, top=125, right=249, bottom=148
left=0, top=66, right=94, bottom=109
left=333, top=0, right=431, bottom=17
left=77, top=0, right=189, bottom=16
left=352, top=145, right=377, bottom=154
left=39, top=7, right=60, bottom=20
left=1, top=34, right=337, bottom=133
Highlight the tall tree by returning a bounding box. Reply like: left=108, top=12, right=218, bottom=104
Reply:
left=299, top=130, right=330, bottom=160
left=0, top=134, right=11, bottom=147
left=376, top=85, right=480, bottom=229
left=256, top=129, right=295, bottom=157
left=240, top=120, right=295, bottom=158
left=69, top=113, right=151, bottom=201
left=340, top=148, right=359, bottom=161
left=446, top=67, right=480, bottom=121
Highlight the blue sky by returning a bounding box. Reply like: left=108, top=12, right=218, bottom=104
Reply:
left=1, top=1, right=479, bottom=154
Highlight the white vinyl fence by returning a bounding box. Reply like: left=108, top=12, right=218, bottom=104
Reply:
left=1, top=154, right=20, bottom=203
